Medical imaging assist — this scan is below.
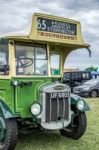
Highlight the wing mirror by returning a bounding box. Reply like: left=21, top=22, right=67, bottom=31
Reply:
left=87, top=47, right=91, bottom=57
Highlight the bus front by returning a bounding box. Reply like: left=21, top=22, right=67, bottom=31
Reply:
left=0, top=14, right=90, bottom=149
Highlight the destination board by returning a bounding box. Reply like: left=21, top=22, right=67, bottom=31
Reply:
left=37, top=17, right=77, bottom=36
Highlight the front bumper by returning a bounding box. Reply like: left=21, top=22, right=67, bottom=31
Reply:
left=41, top=119, right=71, bottom=130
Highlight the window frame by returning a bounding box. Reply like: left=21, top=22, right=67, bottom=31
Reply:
left=50, top=51, right=61, bottom=76
left=0, top=39, right=9, bottom=76
left=15, top=42, right=48, bottom=76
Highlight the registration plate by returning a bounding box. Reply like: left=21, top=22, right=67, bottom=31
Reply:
left=50, top=92, right=69, bottom=99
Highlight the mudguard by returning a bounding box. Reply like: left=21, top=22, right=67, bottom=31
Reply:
left=0, top=99, right=14, bottom=119
left=71, top=94, right=90, bottom=111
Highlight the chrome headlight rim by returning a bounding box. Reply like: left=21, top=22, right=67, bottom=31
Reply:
left=30, top=102, right=42, bottom=116
left=13, top=80, right=19, bottom=86
left=77, top=100, right=85, bottom=110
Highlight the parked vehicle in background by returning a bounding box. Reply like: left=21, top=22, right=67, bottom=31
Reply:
left=63, top=71, right=92, bottom=92
left=73, top=79, right=99, bottom=97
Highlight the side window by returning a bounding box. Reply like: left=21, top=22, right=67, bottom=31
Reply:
left=71, top=73, right=77, bottom=79
left=50, top=53, right=60, bottom=75
left=78, top=73, right=82, bottom=79
left=35, top=47, right=48, bottom=75
left=83, top=73, right=90, bottom=79
left=63, top=72, right=70, bottom=79
left=0, top=40, right=9, bottom=75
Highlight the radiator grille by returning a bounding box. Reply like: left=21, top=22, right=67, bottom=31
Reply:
left=45, top=93, right=69, bottom=122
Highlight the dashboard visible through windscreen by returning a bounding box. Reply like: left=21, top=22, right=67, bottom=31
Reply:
left=15, top=42, right=48, bottom=75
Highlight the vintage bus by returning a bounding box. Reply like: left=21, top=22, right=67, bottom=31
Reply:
left=0, top=13, right=90, bottom=150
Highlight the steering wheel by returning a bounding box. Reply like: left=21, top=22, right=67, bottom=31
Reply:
left=16, top=57, right=33, bottom=68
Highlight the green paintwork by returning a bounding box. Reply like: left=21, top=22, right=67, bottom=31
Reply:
left=71, top=94, right=90, bottom=111
left=1, top=77, right=52, bottom=118
left=51, top=69, right=60, bottom=75
left=12, top=77, right=52, bottom=118
left=0, top=79, right=15, bottom=114
left=0, top=77, right=90, bottom=119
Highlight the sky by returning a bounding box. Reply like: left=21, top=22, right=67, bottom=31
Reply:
left=0, top=0, right=99, bottom=70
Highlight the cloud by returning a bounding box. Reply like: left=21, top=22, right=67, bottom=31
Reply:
left=0, top=0, right=99, bottom=69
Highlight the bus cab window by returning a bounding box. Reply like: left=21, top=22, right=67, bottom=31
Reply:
left=50, top=53, right=60, bottom=75
left=35, top=47, right=48, bottom=75
left=0, top=40, right=9, bottom=75
left=15, top=43, right=48, bottom=75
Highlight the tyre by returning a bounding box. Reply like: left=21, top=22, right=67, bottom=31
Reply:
left=60, top=112, right=87, bottom=140
left=90, top=90, right=98, bottom=98
left=0, top=118, right=18, bottom=150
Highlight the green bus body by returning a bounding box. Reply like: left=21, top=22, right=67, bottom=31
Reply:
left=0, top=77, right=51, bottom=118
left=0, top=77, right=90, bottom=119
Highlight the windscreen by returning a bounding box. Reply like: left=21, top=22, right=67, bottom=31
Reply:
left=15, top=42, right=48, bottom=76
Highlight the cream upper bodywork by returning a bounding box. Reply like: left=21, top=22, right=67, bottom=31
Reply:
left=3, top=13, right=90, bottom=47
left=0, top=13, right=90, bottom=78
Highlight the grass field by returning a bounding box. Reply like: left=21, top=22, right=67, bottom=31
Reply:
left=15, top=98, right=99, bottom=150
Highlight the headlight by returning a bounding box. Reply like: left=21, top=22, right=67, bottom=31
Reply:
left=13, top=80, right=19, bottom=86
left=31, top=103, right=41, bottom=116
left=77, top=100, right=84, bottom=110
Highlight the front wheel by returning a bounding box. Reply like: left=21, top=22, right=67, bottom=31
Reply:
left=0, top=118, right=18, bottom=150
left=90, top=90, right=98, bottom=98
left=60, top=112, right=87, bottom=140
